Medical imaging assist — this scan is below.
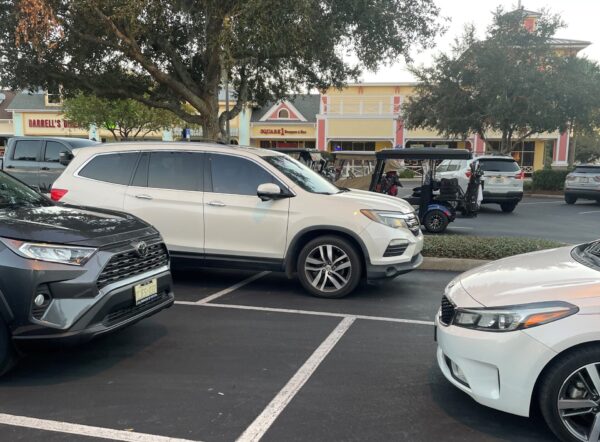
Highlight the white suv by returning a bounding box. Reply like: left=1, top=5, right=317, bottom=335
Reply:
left=52, top=143, right=424, bottom=298
left=436, top=156, right=524, bottom=212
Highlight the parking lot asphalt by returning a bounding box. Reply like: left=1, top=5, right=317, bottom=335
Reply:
left=0, top=269, right=557, bottom=441
left=435, top=196, right=598, bottom=244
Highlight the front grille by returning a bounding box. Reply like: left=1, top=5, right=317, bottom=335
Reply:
left=383, top=244, right=408, bottom=257
left=405, top=214, right=421, bottom=236
left=103, top=291, right=170, bottom=326
left=440, top=295, right=456, bottom=325
left=97, top=242, right=169, bottom=289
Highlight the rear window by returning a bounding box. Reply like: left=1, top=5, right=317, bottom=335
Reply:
left=437, top=160, right=466, bottom=173
left=478, top=159, right=520, bottom=172
left=79, top=152, right=139, bottom=185
left=573, top=166, right=600, bottom=174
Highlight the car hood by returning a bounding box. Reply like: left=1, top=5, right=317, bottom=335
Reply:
left=458, top=246, right=600, bottom=307
left=0, top=204, right=155, bottom=246
left=332, top=189, right=414, bottom=213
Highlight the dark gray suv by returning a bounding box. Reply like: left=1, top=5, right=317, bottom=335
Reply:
left=0, top=171, right=174, bottom=375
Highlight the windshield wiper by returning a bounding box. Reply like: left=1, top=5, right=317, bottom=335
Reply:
left=337, top=188, right=350, bottom=193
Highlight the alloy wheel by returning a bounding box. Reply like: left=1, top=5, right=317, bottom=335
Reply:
left=558, top=363, right=600, bottom=441
left=304, top=244, right=352, bottom=293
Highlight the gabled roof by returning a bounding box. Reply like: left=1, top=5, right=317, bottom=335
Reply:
left=251, top=94, right=320, bottom=123
left=0, top=90, right=16, bottom=119
left=6, top=91, right=57, bottom=111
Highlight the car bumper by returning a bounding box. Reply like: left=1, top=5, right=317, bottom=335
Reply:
left=482, top=191, right=523, bottom=203
left=366, top=253, right=423, bottom=279
left=564, top=189, right=600, bottom=200
left=435, top=314, right=555, bottom=417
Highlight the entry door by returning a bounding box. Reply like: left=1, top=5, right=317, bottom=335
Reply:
left=7, top=139, right=43, bottom=189
left=203, top=153, right=290, bottom=260
left=123, top=151, right=204, bottom=254
left=39, top=140, right=70, bottom=192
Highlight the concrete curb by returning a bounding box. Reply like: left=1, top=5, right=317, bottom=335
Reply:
left=420, top=257, right=490, bottom=272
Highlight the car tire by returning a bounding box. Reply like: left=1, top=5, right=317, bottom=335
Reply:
left=500, top=202, right=517, bottom=213
left=539, top=345, right=600, bottom=442
left=0, top=318, right=16, bottom=377
left=423, top=210, right=449, bottom=233
left=297, top=235, right=362, bottom=299
left=565, top=195, right=578, bottom=205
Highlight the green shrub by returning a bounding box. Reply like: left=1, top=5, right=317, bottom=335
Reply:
left=531, top=169, right=570, bottom=191
left=398, top=168, right=415, bottom=179
left=423, top=235, right=565, bottom=261
left=523, top=180, right=533, bottom=191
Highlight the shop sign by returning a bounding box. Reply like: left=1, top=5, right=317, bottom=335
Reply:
left=28, top=119, right=77, bottom=129
left=260, top=128, right=307, bottom=136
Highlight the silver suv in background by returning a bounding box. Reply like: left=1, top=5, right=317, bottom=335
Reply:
left=436, top=155, right=524, bottom=213
left=564, top=165, right=600, bottom=204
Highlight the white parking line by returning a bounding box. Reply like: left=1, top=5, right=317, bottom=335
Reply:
left=579, top=210, right=600, bottom=215
left=174, top=301, right=434, bottom=326
left=237, top=317, right=356, bottom=442
left=520, top=201, right=562, bottom=205
left=195, top=271, right=270, bottom=304
left=0, top=413, right=200, bottom=442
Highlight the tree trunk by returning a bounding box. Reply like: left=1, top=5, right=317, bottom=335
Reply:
left=500, top=131, right=511, bottom=154
left=201, top=116, right=221, bottom=141
left=568, top=123, right=576, bottom=167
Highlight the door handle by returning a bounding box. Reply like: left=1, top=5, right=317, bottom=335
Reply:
left=40, top=167, right=50, bottom=171
left=6, top=165, right=14, bottom=169
left=208, top=201, right=226, bottom=207
left=135, top=194, right=153, bottom=200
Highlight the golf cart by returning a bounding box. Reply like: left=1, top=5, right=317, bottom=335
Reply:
left=331, top=151, right=380, bottom=190
left=368, top=148, right=483, bottom=233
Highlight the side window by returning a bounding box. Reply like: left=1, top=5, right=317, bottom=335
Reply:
left=131, top=152, right=150, bottom=187
left=79, top=152, right=139, bottom=185
left=44, top=141, right=69, bottom=163
left=13, top=140, right=42, bottom=162
left=148, top=152, right=203, bottom=191
left=209, top=154, right=277, bottom=196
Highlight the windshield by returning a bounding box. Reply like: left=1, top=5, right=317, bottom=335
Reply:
left=263, top=155, right=341, bottom=195
left=0, top=172, right=51, bottom=209
left=573, top=166, right=600, bottom=174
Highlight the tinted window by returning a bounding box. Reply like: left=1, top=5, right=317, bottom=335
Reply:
left=574, top=166, right=600, bottom=174
left=264, top=155, right=340, bottom=194
left=44, top=141, right=69, bottom=163
left=131, top=152, right=149, bottom=187
left=478, top=159, right=520, bottom=172
left=148, top=152, right=203, bottom=191
left=210, top=154, right=277, bottom=196
left=79, top=152, right=139, bottom=185
left=13, top=140, right=42, bottom=161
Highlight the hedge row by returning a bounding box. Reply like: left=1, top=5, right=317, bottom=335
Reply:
left=422, top=235, right=565, bottom=261
left=530, top=169, right=571, bottom=191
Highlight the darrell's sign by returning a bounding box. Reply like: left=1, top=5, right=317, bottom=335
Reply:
left=260, top=128, right=308, bottom=136
left=28, top=119, right=77, bottom=129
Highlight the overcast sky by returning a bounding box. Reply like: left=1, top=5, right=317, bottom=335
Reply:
left=361, top=0, right=600, bottom=83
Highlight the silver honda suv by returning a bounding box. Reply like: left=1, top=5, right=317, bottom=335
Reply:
left=564, top=165, right=600, bottom=204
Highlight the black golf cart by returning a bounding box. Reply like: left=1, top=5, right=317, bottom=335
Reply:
left=368, top=148, right=483, bottom=233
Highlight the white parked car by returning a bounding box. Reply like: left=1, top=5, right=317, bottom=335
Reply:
left=436, top=242, right=600, bottom=442
left=436, top=155, right=524, bottom=212
left=51, top=143, right=423, bottom=298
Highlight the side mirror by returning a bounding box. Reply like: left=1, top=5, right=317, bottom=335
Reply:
left=59, top=151, right=74, bottom=166
left=257, top=183, right=284, bottom=201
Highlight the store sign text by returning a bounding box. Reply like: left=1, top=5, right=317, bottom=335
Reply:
left=260, top=128, right=307, bottom=136
left=28, top=119, right=77, bottom=129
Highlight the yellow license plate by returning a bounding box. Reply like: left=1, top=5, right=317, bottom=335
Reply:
left=134, top=279, right=158, bottom=305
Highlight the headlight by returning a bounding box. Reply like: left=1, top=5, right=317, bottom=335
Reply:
left=361, top=209, right=417, bottom=230
left=452, top=302, right=578, bottom=332
left=1, top=238, right=97, bottom=266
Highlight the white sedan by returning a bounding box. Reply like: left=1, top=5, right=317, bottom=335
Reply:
left=436, top=241, right=600, bottom=442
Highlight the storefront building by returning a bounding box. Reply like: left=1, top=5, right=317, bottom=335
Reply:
left=249, top=95, right=319, bottom=149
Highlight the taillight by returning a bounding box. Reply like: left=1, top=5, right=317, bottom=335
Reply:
left=515, top=170, right=525, bottom=180
left=50, top=188, right=68, bottom=201
left=465, top=170, right=472, bottom=179
left=566, top=175, right=576, bottom=181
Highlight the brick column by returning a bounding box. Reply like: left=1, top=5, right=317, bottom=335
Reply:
left=552, top=132, right=569, bottom=167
